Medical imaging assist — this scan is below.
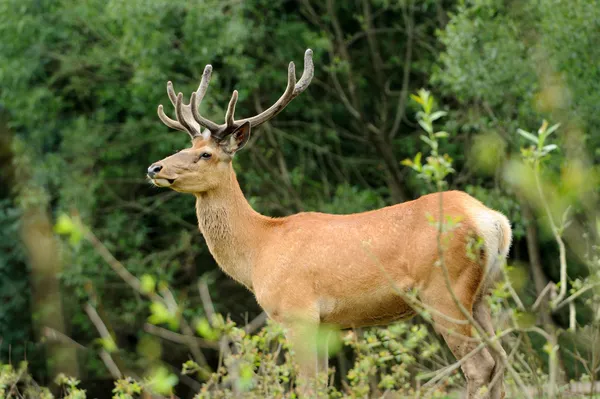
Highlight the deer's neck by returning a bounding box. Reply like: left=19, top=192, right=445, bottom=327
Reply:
left=194, top=169, right=268, bottom=290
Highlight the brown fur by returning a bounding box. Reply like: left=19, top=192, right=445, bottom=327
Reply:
left=149, top=134, right=511, bottom=398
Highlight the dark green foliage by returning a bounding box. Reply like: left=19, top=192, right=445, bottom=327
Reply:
left=434, top=0, right=600, bottom=160
left=0, top=200, right=32, bottom=364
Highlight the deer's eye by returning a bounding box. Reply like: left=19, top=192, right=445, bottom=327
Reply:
left=199, top=152, right=212, bottom=161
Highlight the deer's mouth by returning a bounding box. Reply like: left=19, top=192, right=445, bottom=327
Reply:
left=150, top=177, right=176, bottom=187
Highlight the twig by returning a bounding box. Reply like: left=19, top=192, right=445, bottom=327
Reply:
left=533, top=169, right=568, bottom=307
left=388, top=0, right=414, bottom=139
left=42, top=327, right=87, bottom=350
left=361, top=0, right=385, bottom=88
left=84, top=229, right=143, bottom=295
left=326, top=0, right=359, bottom=110
left=554, top=282, right=600, bottom=311
left=418, top=342, right=486, bottom=393
left=143, top=323, right=220, bottom=349
left=532, top=282, right=555, bottom=311
left=502, top=266, right=526, bottom=311
left=99, top=351, right=122, bottom=380
left=569, top=301, right=576, bottom=331
left=84, top=303, right=122, bottom=379
left=198, top=279, right=216, bottom=323
left=245, top=312, right=268, bottom=334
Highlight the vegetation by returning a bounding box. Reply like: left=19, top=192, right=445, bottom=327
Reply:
left=0, top=0, right=598, bottom=397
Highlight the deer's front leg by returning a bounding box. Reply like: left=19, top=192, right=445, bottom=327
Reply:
left=318, top=330, right=330, bottom=376
left=286, top=317, right=334, bottom=397
left=284, top=318, right=319, bottom=397
left=264, top=299, right=321, bottom=397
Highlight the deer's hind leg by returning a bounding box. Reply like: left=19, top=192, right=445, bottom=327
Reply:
left=420, top=280, right=496, bottom=399
left=473, top=297, right=506, bottom=399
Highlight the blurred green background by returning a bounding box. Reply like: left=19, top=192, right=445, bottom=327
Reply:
left=1, top=0, right=599, bottom=397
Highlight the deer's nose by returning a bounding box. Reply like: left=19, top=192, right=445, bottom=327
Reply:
left=147, top=164, right=163, bottom=178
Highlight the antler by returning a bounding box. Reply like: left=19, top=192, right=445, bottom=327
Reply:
left=157, top=49, right=314, bottom=141
left=157, top=65, right=220, bottom=139
left=233, top=49, right=314, bottom=130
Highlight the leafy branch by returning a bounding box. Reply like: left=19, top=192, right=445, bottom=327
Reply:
left=401, top=89, right=454, bottom=188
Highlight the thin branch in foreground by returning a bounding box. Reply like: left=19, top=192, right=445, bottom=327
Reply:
left=198, top=279, right=216, bottom=323
left=84, top=303, right=123, bottom=379
left=245, top=312, right=268, bottom=334
left=42, top=327, right=87, bottom=351
left=143, top=323, right=220, bottom=350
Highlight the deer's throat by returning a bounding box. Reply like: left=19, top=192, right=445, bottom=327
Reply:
left=194, top=186, right=261, bottom=290
left=196, top=204, right=234, bottom=243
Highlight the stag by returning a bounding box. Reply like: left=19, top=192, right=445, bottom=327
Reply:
left=147, top=49, right=510, bottom=398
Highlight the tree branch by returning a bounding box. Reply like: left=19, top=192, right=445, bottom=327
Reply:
left=388, top=0, right=414, bottom=139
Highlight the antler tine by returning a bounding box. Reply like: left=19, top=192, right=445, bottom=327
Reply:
left=191, top=65, right=220, bottom=132
left=225, top=90, right=238, bottom=127
left=197, top=65, right=212, bottom=103
left=174, top=92, right=199, bottom=138
left=158, top=81, right=200, bottom=138
left=166, top=81, right=178, bottom=106
left=157, top=104, right=188, bottom=133
left=295, top=49, right=314, bottom=93
left=238, top=48, right=314, bottom=128
left=190, top=92, right=220, bottom=133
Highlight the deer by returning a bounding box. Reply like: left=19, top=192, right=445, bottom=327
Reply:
left=146, top=49, right=511, bottom=399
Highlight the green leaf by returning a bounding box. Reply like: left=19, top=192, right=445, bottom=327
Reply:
left=425, top=93, right=434, bottom=114
left=147, top=366, right=178, bottom=395
left=545, top=123, right=561, bottom=137
left=543, top=342, right=557, bottom=355
left=419, top=135, right=435, bottom=148
left=517, top=129, right=539, bottom=144
left=410, top=93, right=424, bottom=105
left=148, top=302, right=179, bottom=330
left=99, top=337, right=117, bottom=353
left=538, top=119, right=549, bottom=135
left=235, top=362, right=255, bottom=391
left=140, top=275, right=156, bottom=294
left=195, top=318, right=219, bottom=340
left=429, top=111, right=447, bottom=121
left=54, top=213, right=75, bottom=235
left=418, top=120, right=433, bottom=134
left=414, top=152, right=422, bottom=168
left=434, top=131, right=449, bottom=138
left=68, top=229, right=83, bottom=246
left=182, top=360, right=202, bottom=375
left=55, top=213, right=83, bottom=246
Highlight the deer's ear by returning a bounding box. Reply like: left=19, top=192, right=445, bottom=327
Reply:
left=221, top=122, right=251, bottom=154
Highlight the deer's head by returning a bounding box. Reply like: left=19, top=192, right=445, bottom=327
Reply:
left=147, top=50, right=314, bottom=194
